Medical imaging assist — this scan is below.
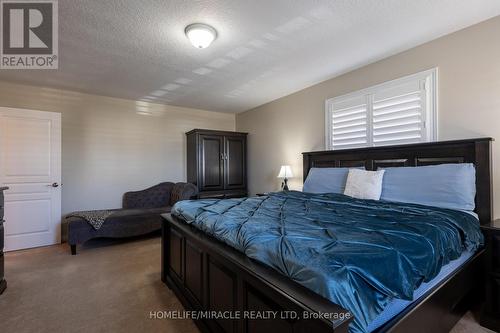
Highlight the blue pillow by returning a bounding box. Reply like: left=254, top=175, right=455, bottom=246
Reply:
left=303, top=167, right=350, bottom=194
left=380, top=163, right=476, bottom=211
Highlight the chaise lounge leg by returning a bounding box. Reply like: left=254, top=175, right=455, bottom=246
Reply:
left=70, top=244, right=77, bottom=255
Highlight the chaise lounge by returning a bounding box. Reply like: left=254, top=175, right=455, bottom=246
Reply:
left=66, top=182, right=197, bottom=255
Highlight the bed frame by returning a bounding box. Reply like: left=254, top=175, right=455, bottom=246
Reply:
left=162, top=137, right=492, bottom=333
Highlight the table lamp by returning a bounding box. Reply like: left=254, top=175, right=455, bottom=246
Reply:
left=278, top=165, right=293, bottom=191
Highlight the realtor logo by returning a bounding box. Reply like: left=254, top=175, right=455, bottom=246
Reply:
left=1, top=0, right=58, bottom=69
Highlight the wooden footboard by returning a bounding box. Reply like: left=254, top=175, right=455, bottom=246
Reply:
left=161, top=214, right=353, bottom=333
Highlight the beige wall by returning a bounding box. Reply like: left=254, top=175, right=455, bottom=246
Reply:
left=0, top=81, right=235, bottom=215
left=236, top=16, right=500, bottom=218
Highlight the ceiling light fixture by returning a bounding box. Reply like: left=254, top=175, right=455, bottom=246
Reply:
left=185, top=23, right=217, bottom=49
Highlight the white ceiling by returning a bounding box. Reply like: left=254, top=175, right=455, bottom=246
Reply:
left=1, top=0, right=499, bottom=113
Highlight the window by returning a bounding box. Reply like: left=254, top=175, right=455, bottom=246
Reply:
left=325, top=69, right=437, bottom=150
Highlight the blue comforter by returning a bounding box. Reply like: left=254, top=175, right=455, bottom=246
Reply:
left=171, top=191, right=483, bottom=333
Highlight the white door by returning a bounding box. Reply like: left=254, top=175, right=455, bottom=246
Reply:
left=0, top=108, right=61, bottom=251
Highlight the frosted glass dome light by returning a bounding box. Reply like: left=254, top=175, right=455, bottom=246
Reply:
left=185, top=23, right=217, bottom=49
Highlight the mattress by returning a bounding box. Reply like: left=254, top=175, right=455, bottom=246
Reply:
left=367, top=249, right=475, bottom=332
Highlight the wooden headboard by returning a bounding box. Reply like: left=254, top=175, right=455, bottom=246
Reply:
left=302, top=138, right=493, bottom=224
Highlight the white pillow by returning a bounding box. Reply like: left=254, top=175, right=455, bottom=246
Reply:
left=344, top=169, right=385, bottom=200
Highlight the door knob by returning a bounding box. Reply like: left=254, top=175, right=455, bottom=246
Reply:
left=48, top=183, right=59, bottom=188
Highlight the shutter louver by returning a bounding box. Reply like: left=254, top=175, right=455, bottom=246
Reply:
left=331, top=95, right=368, bottom=149
left=372, top=80, right=425, bottom=146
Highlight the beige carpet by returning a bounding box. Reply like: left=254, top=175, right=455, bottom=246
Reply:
left=0, top=235, right=197, bottom=333
left=0, top=235, right=493, bottom=333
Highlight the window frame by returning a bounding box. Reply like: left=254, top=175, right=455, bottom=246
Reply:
left=325, top=68, right=438, bottom=150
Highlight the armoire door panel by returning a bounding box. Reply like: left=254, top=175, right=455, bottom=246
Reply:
left=224, top=136, right=246, bottom=190
left=199, top=135, right=224, bottom=191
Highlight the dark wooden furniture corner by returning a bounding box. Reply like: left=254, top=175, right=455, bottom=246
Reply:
left=162, top=138, right=492, bottom=333
left=187, top=129, right=248, bottom=199
left=0, top=186, right=8, bottom=294
left=480, top=219, right=500, bottom=332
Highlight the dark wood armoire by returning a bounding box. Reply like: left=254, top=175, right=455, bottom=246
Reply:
left=0, top=186, right=7, bottom=294
left=186, top=129, right=247, bottom=198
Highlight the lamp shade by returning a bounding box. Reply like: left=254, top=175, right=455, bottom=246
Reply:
left=277, top=165, right=293, bottom=178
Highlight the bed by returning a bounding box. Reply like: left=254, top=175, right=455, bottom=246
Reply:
left=161, top=138, right=492, bottom=333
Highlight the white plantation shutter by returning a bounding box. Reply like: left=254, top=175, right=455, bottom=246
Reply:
left=326, top=69, right=436, bottom=150
left=372, top=79, right=426, bottom=146
left=330, top=95, right=368, bottom=149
